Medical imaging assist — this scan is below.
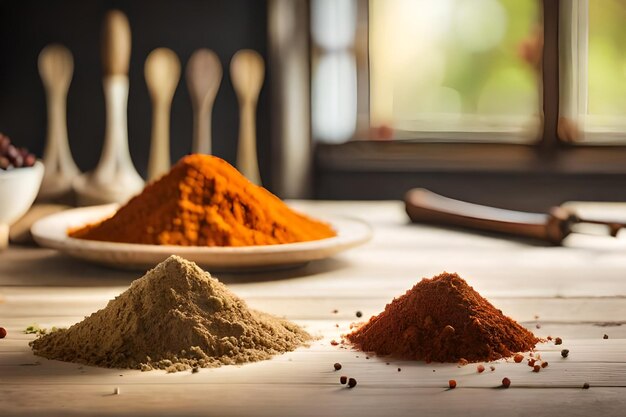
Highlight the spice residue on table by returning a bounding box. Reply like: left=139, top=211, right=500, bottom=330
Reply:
left=30, top=255, right=311, bottom=372
left=346, top=272, right=538, bottom=363
left=69, top=154, right=336, bottom=246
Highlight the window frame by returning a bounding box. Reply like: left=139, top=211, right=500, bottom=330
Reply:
left=311, top=0, right=626, bottom=207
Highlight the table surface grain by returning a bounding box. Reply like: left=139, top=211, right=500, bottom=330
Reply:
left=1, top=201, right=625, bottom=417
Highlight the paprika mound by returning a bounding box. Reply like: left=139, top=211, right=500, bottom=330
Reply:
left=346, top=272, right=538, bottom=363
left=70, top=155, right=336, bottom=246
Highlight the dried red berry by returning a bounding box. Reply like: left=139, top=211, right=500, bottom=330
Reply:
left=502, top=377, right=511, bottom=388
left=333, top=363, right=342, bottom=371
left=533, top=365, right=541, bottom=373
left=554, top=337, right=563, bottom=345
left=0, top=327, right=7, bottom=338
left=541, top=361, right=548, bottom=368
left=477, top=364, right=485, bottom=373
left=513, top=354, right=524, bottom=363
left=448, top=379, right=457, bottom=389
left=340, top=375, right=347, bottom=384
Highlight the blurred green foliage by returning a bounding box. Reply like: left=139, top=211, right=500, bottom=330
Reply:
left=588, top=0, right=626, bottom=115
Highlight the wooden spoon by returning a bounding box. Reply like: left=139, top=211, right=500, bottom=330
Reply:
left=186, top=49, right=222, bottom=155
left=38, top=44, right=81, bottom=201
left=145, top=48, right=180, bottom=181
left=230, top=49, right=264, bottom=185
left=73, top=9, right=144, bottom=205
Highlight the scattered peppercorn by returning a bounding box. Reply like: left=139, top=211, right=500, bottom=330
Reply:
left=448, top=379, right=457, bottom=389
left=458, top=358, right=469, bottom=366
left=561, top=349, right=569, bottom=358
left=554, top=337, right=563, bottom=345
left=541, top=362, right=548, bottom=368
left=397, top=368, right=401, bottom=372
left=582, top=382, right=590, bottom=389
left=347, top=378, right=357, bottom=388
left=528, top=359, right=536, bottom=367
left=547, top=336, right=553, bottom=341
left=513, top=353, right=524, bottom=363
left=533, top=365, right=541, bottom=373
left=477, top=364, right=485, bottom=373
left=334, top=362, right=342, bottom=371
left=191, top=367, right=199, bottom=374
left=490, top=366, right=496, bottom=371
left=536, top=323, right=541, bottom=329
left=340, top=375, right=348, bottom=384
left=332, top=309, right=338, bottom=314
left=0, top=327, right=7, bottom=339
left=356, top=311, right=363, bottom=318
left=603, top=334, right=609, bottom=340
left=502, top=377, right=511, bottom=388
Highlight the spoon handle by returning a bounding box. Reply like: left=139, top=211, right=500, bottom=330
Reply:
left=38, top=45, right=80, bottom=200
left=41, top=82, right=80, bottom=187
left=147, top=101, right=172, bottom=181
left=192, top=101, right=212, bottom=155
left=236, top=101, right=261, bottom=185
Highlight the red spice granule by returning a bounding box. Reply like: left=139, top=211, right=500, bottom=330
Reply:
left=513, top=353, right=524, bottom=363
left=345, top=273, right=538, bottom=363
left=533, top=365, right=541, bottom=373
left=448, top=380, right=457, bottom=389
left=502, top=377, right=511, bottom=388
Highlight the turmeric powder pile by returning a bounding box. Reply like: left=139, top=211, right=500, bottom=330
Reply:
left=70, top=155, right=336, bottom=246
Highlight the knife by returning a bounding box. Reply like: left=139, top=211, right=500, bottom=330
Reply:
left=405, top=188, right=625, bottom=245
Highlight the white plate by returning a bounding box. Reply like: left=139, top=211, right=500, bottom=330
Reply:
left=31, top=204, right=372, bottom=271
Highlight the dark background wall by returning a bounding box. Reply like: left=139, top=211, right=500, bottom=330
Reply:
left=0, top=0, right=272, bottom=187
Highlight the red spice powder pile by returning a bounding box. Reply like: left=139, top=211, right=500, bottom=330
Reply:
left=346, top=272, right=538, bottom=363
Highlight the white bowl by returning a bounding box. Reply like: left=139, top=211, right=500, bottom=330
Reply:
left=0, top=161, right=44, bottom=248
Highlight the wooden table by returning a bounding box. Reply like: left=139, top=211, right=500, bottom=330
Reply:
left=1, top=201, right=625, bottom=416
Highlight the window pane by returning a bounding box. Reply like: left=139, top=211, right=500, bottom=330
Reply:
left=369, top=0, right=541, bottom=142
left=588, top=0, right=626, bottom=118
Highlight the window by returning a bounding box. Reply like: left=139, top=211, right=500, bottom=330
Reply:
left=560, top=0, right=626, bottom=143
left=369, top=0, right=541, bottom=142
left=309, top=1, right=626, bottom=205
left=311, top=0, right=626, bottom=145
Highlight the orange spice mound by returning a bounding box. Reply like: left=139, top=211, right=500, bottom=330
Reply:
left=69, top=155, right=336, bottom=246
left=346, top=273, right=538, bottom=363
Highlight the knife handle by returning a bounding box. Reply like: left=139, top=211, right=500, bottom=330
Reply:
left=404, top=188, right=572, bottom=244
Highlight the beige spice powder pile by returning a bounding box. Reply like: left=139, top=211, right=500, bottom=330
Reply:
left=30, top=256, right=311, bottom=372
